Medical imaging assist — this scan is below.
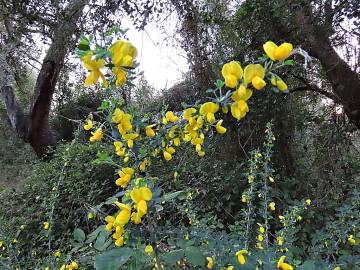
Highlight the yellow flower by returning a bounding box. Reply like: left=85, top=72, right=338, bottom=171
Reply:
left=231, top=100, right=249, bottom=120
left=256, top=242, right=263, bottom=249
left=112, top=108, right=125, bottom=123
left=54, top=250, right=61, bottom=258
left=183, top=108, right=197, bottom=120
left=199, top=102, right=219, bottom=123
left=206, top=257, right=214, bottom=269
left=277, top=236, right=284, bottom=246
left=198, top=150, right=205, bottom=157
left=257, top=223, right=265, bottom=233
left=115, top=236, right=124, bottom=247
left=269, top=176, right=275, bottom=182
left=68, top=261, right=79, bottom=270
left=241, top=194, right=247, bottom=203
left=108, top=40, right=137, bottom=86
left=348, top=235, right=356, bottom=246
left=139, top=159, right=148, bottom=172
left=227, top=266, right=234, bottom=270
left=82, top=52, right=107, bottom=87
left=145, top=244, right=154, bottom=255
left=258, top=234, right=264, bottom=242
left=83, top=120, right=93, bottom=130
left=146, top=124, right=156, bottom=137
left=236, top=249, right=248, bottom=265
left=334, top=267, right=341, bottom=270
left=114, top=202, right=132, bottom=225
left=296, top=216, right=302, bottom=221
left=117, top=113, right=133, bottom=135
left=215, top=120, right=227, bottom=134
left=60, top=265, right=66, bottom=270
left=112, top=225, right=125, bottom=246
left=173, top=137, right=181, bottom=146
left=109, top=40, right=137, bottom=67
left=306, top=199, right=311, bottom=206
left=130, top=186, right=153, bottom=216
left=163, top=150, right=172, bottom=161
left=122, top=133, right=139, bottom=148
left=269, top=202, right=276, bottom=211
left=244, top=64, right=266, bottom=90
left=263, top=41, right=293, bottom=61
left=115, top=167, right=134, bottom=188
left=113, top=67, right=127, bottom=86
left=114, top=141, right=125, bottom=156
left=222, top=61, right=243, bottom=88
left=277, top=256, right=293, bottom=270
left=89, top=128, right=103, bottom=142
left=166, top=146, right=176, bottom=154
left=105, top=215, right=115, bottom=231
left=271, top=76, right=288, bottom=91
left=43, top=222, right=49, bottom=230
left=164, top=111, right=179, bottom=123
left=88, top=212, right=95, bottom=219
left=232, top=85, right=252, bottom=102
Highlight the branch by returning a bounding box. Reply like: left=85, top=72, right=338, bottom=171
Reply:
left=289, top=86, right=341, bottom=104
left=26, top=0, right=88, bottom=156
left=0, top=51, right=28, bottom=138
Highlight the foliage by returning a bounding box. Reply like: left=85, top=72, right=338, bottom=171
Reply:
left=0, top=11, right=360, bottom=270
left=0, top=129, right=117, bottom=269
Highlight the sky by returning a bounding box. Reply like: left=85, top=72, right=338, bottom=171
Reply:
left=122, top=16, right=189, bottom=90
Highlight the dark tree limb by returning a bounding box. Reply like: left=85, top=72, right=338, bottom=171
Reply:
left=268, top=1, right=360, bottom=128
left=0, top=0, right=88, bottom=157
left=289, top=73, right=342, bottom=104
left=289, top=86, right=342, bottom=104
left=27, top=0, right=88, bottom=156
left=0, top=52, right=28, bottom=138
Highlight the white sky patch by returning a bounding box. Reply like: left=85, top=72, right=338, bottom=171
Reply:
left=122, top=17, right=189, bottom=90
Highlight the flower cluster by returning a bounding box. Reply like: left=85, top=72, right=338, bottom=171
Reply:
left=79, top=38, right=302, bottom=269
left=81, top=40, right=137, bottom=87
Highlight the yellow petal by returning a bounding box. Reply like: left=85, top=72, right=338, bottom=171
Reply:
left=163, top=151, right=172, bottom=161
left=139, top=186, right=153, bottom=201
left=263, top=41, right=278, bottom=61
left=275, top=43, right=293, bottom=61
left=222, top=61, right=243, bottom=88
left=252, top=76, right=266, bottom=90
left=243, top=64, right=265, bottom=84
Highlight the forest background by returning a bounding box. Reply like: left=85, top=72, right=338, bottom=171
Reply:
left=0, top=0, right=359, bottom=269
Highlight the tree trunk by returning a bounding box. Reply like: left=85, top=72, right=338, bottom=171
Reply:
left=0, top=0, right=88, bottom=157
left=306, top=37, right=360, bottom=127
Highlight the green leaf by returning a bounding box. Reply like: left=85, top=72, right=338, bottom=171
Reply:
left=73, top=228, right=86, bottom=243
left=85, top=226, right=104, bottom=244
left=77, top=36, right=90, bottom=51
left=283, top=59, right=294, bottom=66
left=93, top=231, right=111, bottom=251
left=98, top=100, right=110, bottom=111
left=297, top=260, right=316, bottom=270
left=163, top=190, right=187, bottom=201
left=162, top=250, right=184, bottom=265
left=95, top=248, right=134, bottom=270
left=185, top=246, right=205, bottom=266
left=215, top=80, right=225, bottom=89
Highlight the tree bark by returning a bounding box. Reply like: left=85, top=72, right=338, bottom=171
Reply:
left=0, top=52, right=28, bottom=138
left=0, top=0, right=88, bottom=156
left=305, top=36, right=360, bottom=127
left=293, top=4, right=360, bottom=127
